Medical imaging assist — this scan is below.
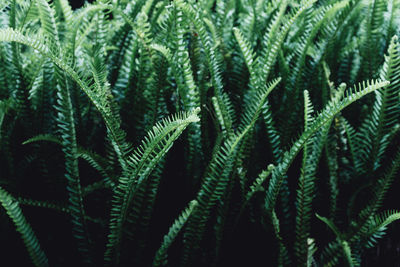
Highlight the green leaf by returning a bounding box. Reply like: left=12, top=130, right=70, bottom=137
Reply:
left=0, top=186, right=49, bottom=267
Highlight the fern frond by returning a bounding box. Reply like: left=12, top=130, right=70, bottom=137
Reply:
left=0, top=186, right=49, bottom=267
left=22, top=133, right=62, bottom=145
left=370, top=35, right=400, bottom=168
left=317, top=214, right=359, bottom=266
left=17, top=196, right=69, bottom=214
left=340, top=116, right=359, bottom=170
left=307, top=238, right=317, bottom=267
left=234, top=164, right=275, bottom=227
left=0, top=98, right=14, bottom=130
left=316, top=213, right=342, bottom=240
left=173, top=5, right=203, bottom=181
left=104, top=108, right=200, bottom=265
left=8, top=0, right=32, bottom=123
left=258, top=0, right=317, bottom=83
left=182, top=78, right=280, bottom=265
left=35, top=1, right=93, bottom=259
left=36, top=0, right=60, bottom=45
left=295, top=90, right=322, bottom=266
left=279, top=1, right=348, bottom=146
left=233, top=27, right=257, bottom=73
left=361, top=210, right=400, bottom=249
left=352, top=146, right=400, bottom=240
left=153, top=200, right=198, bottom=267
left=77, top=148, right=117, bottom=190
left=359, top=0, right=387, bottom=79
left=0, top=28, right=132, bottom=167
left=342, top=240, right=357, bottom=267
left=264, top=79, right=389, bottom=212
left=303, top=90, right=314, bottom=130
left=261, top=100, right=282, bottom=162
left=177, top=0, right=235, bottom=135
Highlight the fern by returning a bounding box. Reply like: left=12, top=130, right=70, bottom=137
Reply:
left=0, top=186, right=48, bottom=267
left=35, top=0, right=92, bottom=261
left=367, top=35, right=400, bottom=171
left=265, top=79, right=389, bottom=212
left=177, top=0, right=235, bottom=136
left=182, top=78, right=280, bottom=265
left=104, top=108, right=200, bottom=265
left=1, top=1, right=400, bottom=266
left=362, top=210, right=400, bottom=248
left=153, top=200, right=198, bottom=267
left=0, top=28, right=131, bottom=162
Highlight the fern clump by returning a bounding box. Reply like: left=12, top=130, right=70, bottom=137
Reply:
left=0, top=0, right=399, bottom=266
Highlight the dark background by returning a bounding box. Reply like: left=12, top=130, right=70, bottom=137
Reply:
left=69, top=0, right=93, bottom=10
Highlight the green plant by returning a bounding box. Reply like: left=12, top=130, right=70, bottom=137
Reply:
left=0, top=0, right=399, bottom=266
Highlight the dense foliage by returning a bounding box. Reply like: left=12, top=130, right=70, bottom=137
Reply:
left=0, top=0, right=399, bottom=266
